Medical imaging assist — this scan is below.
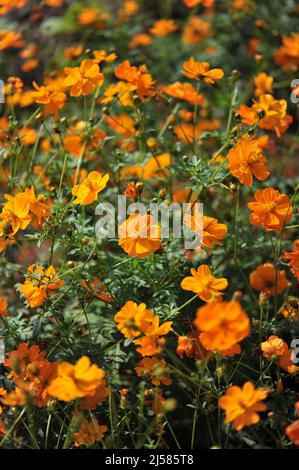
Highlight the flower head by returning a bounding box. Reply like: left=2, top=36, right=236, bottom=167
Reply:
left=118, top=213, right=161, bottom=258
left=181, top=265, right=228, bottom=302
left=64, top=59, right=104, bottom=97
left=72, top=171, right=109, bottom=205
left=182, top=57, right=224, bottom=84
left=219, top=381, right=267, bottom=431
left=248, top=188, right=293, bottom=232
left=19, top=264, right=64, bottom=308
left=249, top=263, right=289, bottom=296
left=194, top=300, right=250, bottom=352
left=47, top=356, right=107, bottom=402
left=227, top=134, right=270, bottom=186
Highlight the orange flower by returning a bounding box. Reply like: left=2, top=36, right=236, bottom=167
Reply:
left=275, top=33, right=299, bottom=71
left=135, top=357, right=171, bottom=386
left=261, top=335, right=299, bottom=374
left=285, top=420, right=299, bottom=446
left=254, top=73, right=273, bottom=96
left=163, top=81, right=204, bottom=105
left=74, top=418, right=107, bottom=447
left=284, top=240, right=299, bottom=282
left=22, top=187, right=51, bottom=230
left=0, top=296, right=8, bottom=317
left=194, top=300, right=250, bottom=352
left=252, top=94, right=293, bottom=137
left=81, top=278, right=112, bottom=303
left=0, top=193, right=31, bottom=238
left=250, top=263, right=289, bottom=296
left=118, top=213, right=161, bottom=258
left=114, top=60, right=154, bottom=99
left=219, top=381, right=267, bottom=431
left=31, top=82, right=66, bottom=115
left=280, top=298, right=299, bottom=319
left=248, top=188, right=293, bottom=232
left=176, top=333, right=207, bottom=360
left=133, top=335, right=166, bottom=357
left=182, top=17, right=211, bottom=45
left=149, top=19, right=178, bottom=37
left=0, top=30, right=23, bottom=51
left=47, top=356, right=106, bottom=402
left=183, top=0, right=214, bottom=7
left=114, top=300, right=172, bottom=340
left=182, top=57, right=224, bottom=84
left=184, top=210, right=227, bottom=249
left=261, top=335, right=288, bottom=360
left=227, top=134, right=270, bottom=186
left=64, top=59, right=104, bottom=97
left=143, top=153, right=171, bottom=179
left=19, top=264, right=64, bottom=308
left=181, top=265, right=228, bottom=302
left=5, top=343, right=46, bottom=380
left=78, top=7, right=109, bottom=28
left=64, top=45, right=83, bottom=60
left=129, top=33, right=152, bottom=49
left=72, top=171, right=109, bottom=205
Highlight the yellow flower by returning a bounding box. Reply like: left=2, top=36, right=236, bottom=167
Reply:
left=72, top=171, right=109, bottom=205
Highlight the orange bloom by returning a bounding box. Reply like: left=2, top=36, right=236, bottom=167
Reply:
left=183, top=0, right=214, bottom=7
left=47, top=356, right=107, bottom=402
left=64, top=59, right=104, bottom=97
left=135, top=357, right=171, bottom=386
left=176, top=333, right=207, bottom=360
left=19, top=264, right=64, bottom=308
left=78, top=7, right=109, bottom=28
left=22, top=187, right=51, bottom=229
left=250, top=263, right=289, bottom=296
left=182, top=57, right=224, bottom=84
left=261, top=335, right=299, bottom=374
left=252, top=94, right=293, bottom=137
left=0, top=296, right=8, bottom=317
left=31, top=82, right=66, bottom=115
left=0, top=30, right=23, bottom=51
left=64, top=45, right=83, bottom=60
left=149, top=19, right=178, bottom=37
left=227, top=134, right=270, bottom=186
left=248, top=188, right=293, bottom=232
left=5, top=343, right=46, bottom=379
left=118, top=213, right=161, bottom=258
left=74, top=418, right=107, bottom=447
left=284, top=240, right=299, bottom=282
left=184, top=210, right=227, bottom=249
left=143, top=153, right=171, bottom=180
left=286, top=420, right=299, bottom=446
left=275, top=33, right=299, bottom=71
left=261, top=335, right=288, bottom=360
left=181, top=265, right=228, bottom=302
left=219, top=382, right=267, bottom=431
left=114, top=300, right=172, bottom=340
left=254, top=73, right=273, bottom=96
left=133, top=335, right=166, bottom=357
left=0, top=193, right=31, bottom=238
left=129, top=33, right=152, bottom=49
left=81, top=278, right=112, bottom=303
left=72, top=171, right=109, bottom=205
left=114, top=60, right=154, bottom=99
left=182, top=17, right=211, bottom=45
left=164, top=81, right=204, bottom=105
left=194, top=300, right=250, bottom=352
left=280, top=298, right=299, bottom=319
